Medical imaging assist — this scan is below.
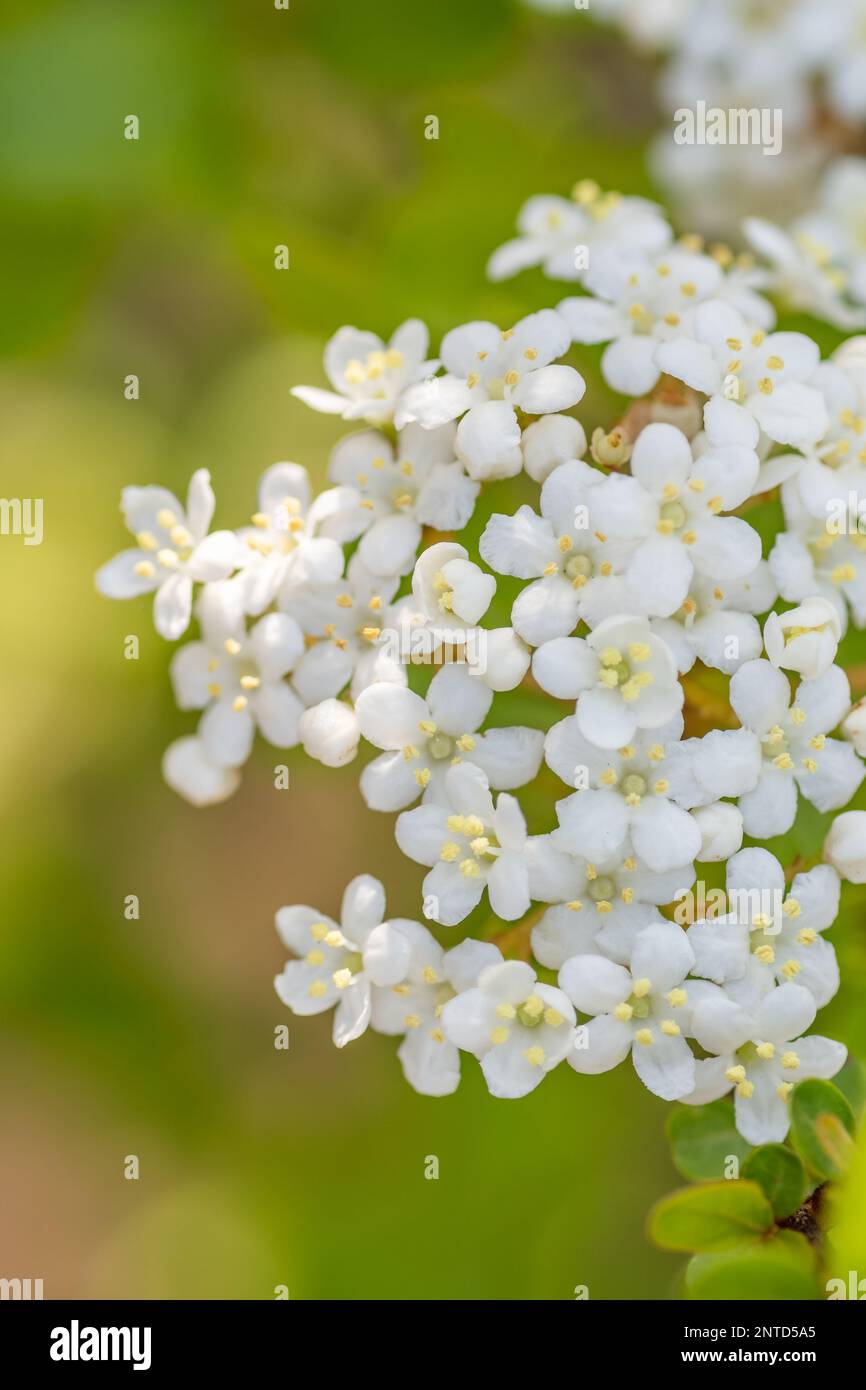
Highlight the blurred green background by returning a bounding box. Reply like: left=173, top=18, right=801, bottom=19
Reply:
left=2, top=0, right=866, bottom=1300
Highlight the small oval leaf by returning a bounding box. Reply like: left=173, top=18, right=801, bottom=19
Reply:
left=649, top=1180, right=774, bottom=1254
left=667, top=1100, right=751, bottom=1182
left=790, top=1079, right=855, bottom=1181
left=685, top=1231, right=820, bottom=1301
left=742, top=1144, right=807, bottom=1221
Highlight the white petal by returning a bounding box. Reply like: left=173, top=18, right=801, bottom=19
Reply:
left=162, top=736, right=241, bottom=806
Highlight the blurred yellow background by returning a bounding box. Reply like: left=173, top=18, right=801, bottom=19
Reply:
left=2, top=0, right=865, bottom=1299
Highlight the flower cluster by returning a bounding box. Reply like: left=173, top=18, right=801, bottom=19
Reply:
left=97, top=178, right=866, bottom=1144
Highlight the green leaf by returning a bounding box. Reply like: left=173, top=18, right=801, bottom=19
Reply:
left=685, top=1231, right=821, bottom=1301
left=789, top=1079, right=856, bottom=1181
left=742, top=1144, right=807, bottom=1220
left=666, top=1100, right=751, bottom=1181
left=833, top=1057, right=866, bottom=1120
left=649, top=1180, right=774, bottom=1253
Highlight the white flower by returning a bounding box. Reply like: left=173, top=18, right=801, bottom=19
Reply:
left=547, top=716, right=759, bottom=873
left=842, top=695, right=866, bottom=755
left=655, top=300, right=829, bottom=448
left=687, top=847, right=841, bottom=1007
left=794, top=159, right=866, bottom=304
left=617, top=421, right=762, bottom=618
left=395, top=762, right=537, bottom=926
left=411, top=542, right=496, bottom=632
left=355, top=663, right=543, bottom=812
left=162, top=735, right=241, bottom=806
left=769, top=475, right=866, bottom=630
left=291, top=319, right=436, bottom=424
left=441, top=955, right=576, bottom=1098
left=297, top=698, right=360, bottom=767
left=764, top=597, right=841, bottom=679
left=546, top=717, right=701, bottom=873
left=396, top=310, right=586, bottom=480
left=480, top=460, right=643, bottom=646
left=281, top=554, right=405, bottom=705
left=743, top=216, right=866, bottom=331
left=559, top=244, right=729, bottom=396
left=688, top=981, right=846, bottom=1145
left=824, top=809, right=866, bottom=882
left=559, top=920, right=698, bottom=1101
left=730, top=659, right=865, bottom=836
left=531, top=840, right=691, bottom=969
left=486, top=182, right=671, bottom=284
left=531, top=614, right=683, bottom=750
left=96, top=469, right=241, bottom=640
left=371, top=932, right=502, bottom=1097
left=234, top=462, right=353, bottom=616
left=170, top=582, right=305, bottom=770
left=649, top=565, right=776, bottom=676
left=325, top=422, right=480, bottom=577
left=274, top=875, right=413, bottom=1048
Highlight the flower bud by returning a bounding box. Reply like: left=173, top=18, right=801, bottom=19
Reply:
left=763, top=597, right=840, bottom=679
left=824, top=810, right=866, bottom=883
left=692, top=801, right=744, bottom=862
left=522, top=414, right=587, bottom=484
left=298, top=699, right=359, bottom=767
left=590, top=426, right=632, bottom=468
left=842, top=697, right=866, bottom=756
left=480, top=628, right=531, bottom=692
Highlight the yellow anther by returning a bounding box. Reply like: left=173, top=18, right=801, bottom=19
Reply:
left=310, top=922, right=329, bottom=941
left=157, top=548, right=178, bottom=568
left=156, top=508, right=177, bottom=529
left=207, top=682, right=221, bottom=698
left=725, top=337, right=743, bottom=351
left=781, top=959, right=801, bottom=980
left=524, top=1045, right=546, bottom=1066
left=737, top=1080, right=754, bottom=1098
left=459, top=859, right=481, bottom=878
left=324, top=930, right=344, bottom=948
left=332, top=968, right=353, bottom=989
left=136, top=530, right=158, bottom=550
left=797, top=928, right=817, bottom=946
left=240, top=674, right=260, bottom=690
left=524, top=347, right=538, bottom=361
left=614, top=1002, right=633, bottom=1022
left=667, top=988, right=687, bottom=1007
left=596, top=900, right=612, bottom=914
left=566, top=899, right=584, bottom=912
left=361, top=626, right=381, bottom=641
left=446, top=814, right=466, bottom=833
left=632, top=978, right=651, bottom=998
left=781, top=1051, right=800, bottom=1070
left=754, top=945, right=775, bottom=964
left=403, top=1014, right=421, bottom=1029
left=801, top=758, right=818, bottom=773
left=621, top=887, right=634, bottom=904
left=415, top=768, right=431, bottom=788
left=232, top=695, right=248, bottom=712
left=777, top=1081, right=793, bottom=1100
left=688, top=477, right=705, bottom=493
left=634, top=1028, right=653, bottom=1046
left=751, top=331, right=766, bottom=347
left=654, top=779, right=669, bottom=794
left=773, top=753, right=794, bottom=770
left=600, top=768, right=618, bottom=787
left=680, top=281, right=697, bottom=297
left=661, top=1020, right=681, bottom=1036
left=308, top=980, right=327, bottom=998
left=470, top=836, right=490, bottom=856
left=440, top=841, right=460, bottom=862
left=726, top=1065, right=747, bottom=1084
left=766, top=355, right=784, bottom=370
left=133, top=560, right=155, bottom=578
left=429, top=1028, right=445, bottom=1043
left=490, top=1027, right=509, bottom=1045
left=600, top=646, right=623, bottom=667
left=755, top=1042, right=776, bottom=1060
left=782, top=897, right=801, bottom=918
left=624, top=857, right=636, bottom=870
left=306, top=949, right=325, bottom=967
left=628, top=642, right=651, bottom=662
left=544, top=1007, right=565, bottom=1027
left=619, top=746, right=636, bottom=760
left=496, top=1003, right=516, bottom=1020
left=504, top=370, right=520, bottom=387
